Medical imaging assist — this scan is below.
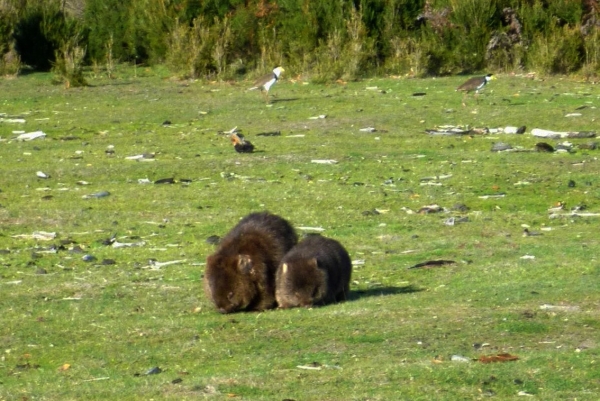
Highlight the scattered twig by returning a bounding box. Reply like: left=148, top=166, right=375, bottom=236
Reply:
left=146, top=259, right=187, bottom=270
left=311, top=159, right=338, bottom=164
left=408, top=260, right=456, bottom=269
left=81, top=377, right=110, bottom=382
left=296, top=226, right=325, bottom=232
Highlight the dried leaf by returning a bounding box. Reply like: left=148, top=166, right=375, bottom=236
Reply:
left=59, top=363, right=71, bottom=371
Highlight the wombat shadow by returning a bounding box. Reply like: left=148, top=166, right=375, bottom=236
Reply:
left=348, top=284, right=423, bottom=301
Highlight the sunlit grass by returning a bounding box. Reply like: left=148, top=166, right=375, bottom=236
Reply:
left=1, top=68, right=599, bottom=400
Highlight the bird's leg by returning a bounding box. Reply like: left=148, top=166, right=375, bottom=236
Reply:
left=475, top=91, right=480, bottom=105
left=262, top=90, right=270, bottom=104
left=462, top=92, right=467, bottom=107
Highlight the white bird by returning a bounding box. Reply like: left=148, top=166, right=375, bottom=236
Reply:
left=249, top=67, right=284, bottom=104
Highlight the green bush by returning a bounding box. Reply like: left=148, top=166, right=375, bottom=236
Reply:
left=13, top=6, right=55, bottom=70
left=0, top=9, right=14, bottom=52
left=448, top=0, right=498, bottom=73
left=418, top=25, right=458, bottom=76
left=342, top=5, right=375, bottom=80
left=84, top=0, right=130, bottom=63
left=547, top=0, right=582, bottom=26
left=166, top=17, right=213, bottom=79
left=3, top=0, right=598, bottom=80
left=528, top=24, right=585, bottom=75
left=272, top=0, right=319, bottom=75
left=51, top=34, right=88, bottom=88
left=0, top=9, right=20, bottom=76
left=486, top=36, right=526, bottom=73
left=376, top=0, right=426, bottom=67
left=84, top=0, right=183, bottom=64
left=383, top=35, right=423, bottom=76
left=582, top=28, right=600, bottom=78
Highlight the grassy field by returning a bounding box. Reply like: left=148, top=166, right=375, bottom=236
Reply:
left=1, top=66, right=599, bottom=400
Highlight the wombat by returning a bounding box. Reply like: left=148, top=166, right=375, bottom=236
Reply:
left=275, top=235, right=352, bottom=309
left=204, top=212, right=298, bottom=314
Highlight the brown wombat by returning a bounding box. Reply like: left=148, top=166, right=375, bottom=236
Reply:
left=275, top=234, right=352, bottom=309
left=204, top=212, right=298, bottom=313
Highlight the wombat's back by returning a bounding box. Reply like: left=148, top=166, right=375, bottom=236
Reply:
left=276, top=235, right=351, bottom=308
left=204, top=212, right=298, bottom=313
left=226, top=212, right=298, bottom=252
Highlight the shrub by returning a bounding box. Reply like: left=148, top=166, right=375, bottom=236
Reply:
left=51, top=33, right=87, bottom=88
left=0, top=8, right=21, bottom=76
left=384, top=35, right=424, bottom=76
left=83, top=0, right=130, bottom=63
left=310, top=29, right=345, bottom=83
left=4, top=0, right=598, bottom=80
left=527, top=24, right=585, bottom=75
left=486, top=35, right=526, bottom=72
left=212, top=17, right=233, bottom=79
left=313, top=5, right=376, bottom=82
left=341, top=5, right=375, bottom=80
left=485, top=6, right=526, bottom=72
left=377, top=0, right=426, bottom=67
left=448, top=0, right=498, bottom=73
left=418, top=25, right=459, bottom=76
left=165, top=17, right=213, bottom=79
left=1, top=42, right=21, bottom=77
left=256, top=22, right=284, bottom=75
left=581, top=28, right=600, bottom=78
left=271, top=0, right=319, bottom=76
left=13, top=6, right=55, bottom=70
left=547, top=0, right=583, bottom=26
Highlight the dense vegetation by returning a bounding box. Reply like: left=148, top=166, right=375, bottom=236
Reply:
left=1, top=0, right=600, bottom=82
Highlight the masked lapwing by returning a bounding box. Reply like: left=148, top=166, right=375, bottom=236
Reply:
left=249, top=66, right=284, bottom=104
left=456, top=74, right=495, bottom=106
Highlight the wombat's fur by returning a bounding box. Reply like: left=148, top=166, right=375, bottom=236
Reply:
left=275, top=235, right=352, bottom=308
left=204, top=212, right=298, bottom=313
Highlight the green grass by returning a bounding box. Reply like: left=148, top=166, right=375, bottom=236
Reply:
left=1, top=68, right=599, bottom=400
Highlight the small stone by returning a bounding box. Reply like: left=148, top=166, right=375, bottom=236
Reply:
left=82, top=254, right=97, bottom=262
left=205, top=235, right=220, bottom=245
left=491, top=142, right=512, bottom=152
left=145, top=366, right=162, bottom=375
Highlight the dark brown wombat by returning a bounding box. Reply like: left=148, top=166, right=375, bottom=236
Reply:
left=204, top=212, right=297, bottom=313
left=275, top=235, right=352, bottom=309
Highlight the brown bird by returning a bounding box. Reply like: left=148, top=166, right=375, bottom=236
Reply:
left=456, top=74, right=495, bottom=106
left=249, top=66, right=284, bottom=104
left=230, top=133, right=254, bottom=153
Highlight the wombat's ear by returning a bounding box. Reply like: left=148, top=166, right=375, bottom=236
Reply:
left=238, top=254, right=253, bottom=273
